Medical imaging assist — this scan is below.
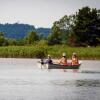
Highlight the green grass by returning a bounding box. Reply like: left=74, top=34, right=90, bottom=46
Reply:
left=0, top=45, right=100, bottom=59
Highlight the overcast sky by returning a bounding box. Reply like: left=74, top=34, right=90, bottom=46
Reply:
left=0, top=0, right=100, bottom=28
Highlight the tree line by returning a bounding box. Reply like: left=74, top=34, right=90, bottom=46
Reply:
left=48, top=6, right=100, bottom=46
left=0, top=6, right=100, bottom=46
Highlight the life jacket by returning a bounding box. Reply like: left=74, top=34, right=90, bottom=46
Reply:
left=59, top=57, right=67, bottom=65
left=72, top=57, right=79, bottom=65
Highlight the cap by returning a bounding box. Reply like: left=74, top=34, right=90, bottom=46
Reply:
left=62, top=53, right=66, bottom=56
left=73, top=52, right=77, bottom=55
left=48, top=54, right=50, bottom=57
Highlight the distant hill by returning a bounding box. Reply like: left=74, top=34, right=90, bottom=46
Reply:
left=0, top=23, right=51, bottom=39
left=36, top=28, right=51, bottom=37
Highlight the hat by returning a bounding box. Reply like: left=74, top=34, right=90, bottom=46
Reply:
left=73, top=52, right=77, bottom=55
left=48, top=54, right=50, bottom=57
left=62, top=53, right=66, bottom=56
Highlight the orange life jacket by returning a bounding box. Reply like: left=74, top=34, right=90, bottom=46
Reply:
left=59, top=57, right=67, bottom=65
left=72, top=57, right=79, bottom=65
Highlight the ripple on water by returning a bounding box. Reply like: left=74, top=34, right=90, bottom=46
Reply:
left=51, top=79, right=100, bottom=87
left=0, top=79, right=35, bottom=85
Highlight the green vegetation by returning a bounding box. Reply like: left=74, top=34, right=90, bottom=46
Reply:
left=0, top=6, right=100, bottom=47
left=0, top=45, right=100, bottom=59
left=0, top=6, right=100, bottom=59
left=48, top=6, right=100, bottom=46
left=24, top=31, right=39, bottom=44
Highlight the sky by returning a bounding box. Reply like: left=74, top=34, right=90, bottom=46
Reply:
left=0, top=0, right=100, bottom=28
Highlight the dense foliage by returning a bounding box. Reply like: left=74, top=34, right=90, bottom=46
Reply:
left=0, top=6, right=100, bottom=47
left=48, top=6, right=100, bottom=46
left=73, top=7, right=100, bottom=46
left=25, top=31, right=39, bottom=44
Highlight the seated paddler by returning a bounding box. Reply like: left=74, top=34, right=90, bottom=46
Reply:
left=71, top=52, right=79, bottom=65
left=59, top=53, right=67, bottom=65
left=45, top=55, right=53, bottom=64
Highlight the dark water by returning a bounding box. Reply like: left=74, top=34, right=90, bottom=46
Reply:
left=0, top=58, right=100, bottom=100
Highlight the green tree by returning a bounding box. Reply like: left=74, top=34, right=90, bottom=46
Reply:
left=0, top=32, right=8, bottom=46
left=7, top=38, right=17, bottom=46
left=48, top=15, right=76, bottom=45
left=73, top=6, right=100, bottom=46
left=48, top=21, right=62, bottom=45
left=25, top=31, right=39, bottom=44
left=59, top=15, right=76, bottom=44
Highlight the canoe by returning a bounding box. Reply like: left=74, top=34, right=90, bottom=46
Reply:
left=47, top=64, right=81, bottom=69
left=38, top=60, right=82, bottom=69
left=47, top=61, right=82, bottom=69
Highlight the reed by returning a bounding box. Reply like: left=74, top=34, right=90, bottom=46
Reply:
left=0, top=45, right=100, bottom=59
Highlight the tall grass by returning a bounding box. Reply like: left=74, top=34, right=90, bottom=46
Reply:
left=47, top=45, right=100, bottom=59
left=0, top=45, right=100, bottom=59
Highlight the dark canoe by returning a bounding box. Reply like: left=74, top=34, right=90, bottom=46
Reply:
left=47, top=64, right=81, bottom=69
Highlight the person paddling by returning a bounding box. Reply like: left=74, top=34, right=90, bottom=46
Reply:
left=59, top=53, right=67, bottom=65
left=71, top=53, right=79, bottom=65
left=45, top=55, right=53, bottom=64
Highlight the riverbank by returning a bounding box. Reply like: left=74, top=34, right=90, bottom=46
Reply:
left=0, top=45, right=100, bottom=59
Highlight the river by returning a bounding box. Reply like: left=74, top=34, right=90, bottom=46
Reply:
left=0, top=58, right=100, bottom=100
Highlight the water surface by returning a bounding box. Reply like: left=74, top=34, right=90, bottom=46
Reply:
left=0, top=58, right=100, bottom=100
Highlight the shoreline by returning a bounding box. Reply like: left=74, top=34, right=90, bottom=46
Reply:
left=0, top=57, right=100, bottom=60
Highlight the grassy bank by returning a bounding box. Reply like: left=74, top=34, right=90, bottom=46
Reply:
left=0, top=45, right=100, bottom=59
